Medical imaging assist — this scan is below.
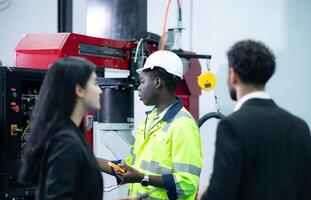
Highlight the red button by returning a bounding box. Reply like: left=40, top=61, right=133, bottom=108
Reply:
left=11, top=105, right=20, bottom=113
left=10, top=88, right=16, bottom=92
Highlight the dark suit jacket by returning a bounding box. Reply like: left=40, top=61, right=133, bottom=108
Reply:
left=36, top=121, right=103, bottom=200
left=202, top=99, right=311, bottom=200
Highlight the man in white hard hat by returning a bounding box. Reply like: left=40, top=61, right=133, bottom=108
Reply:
left=115, top=50, right=203, bottom=200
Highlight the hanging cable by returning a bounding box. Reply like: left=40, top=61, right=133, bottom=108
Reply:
left=161, top=0, right=171, bottom=50
left=21, top=124, right=30, bottom=141
left=198, top=112, right=225, bottom=128
left=102, top=181, right=124, bottom=192
left=177, top=0, right=182, bottom=28
left=134, top=38, right=144, bottom=63
left=197, top=58, right=226, bottom=127
left=176, top=0, right=181, bottom=8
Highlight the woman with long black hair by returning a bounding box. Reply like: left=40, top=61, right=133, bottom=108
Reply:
left=19, top=56, right=103, bottom=200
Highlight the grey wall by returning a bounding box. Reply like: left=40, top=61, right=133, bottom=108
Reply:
left=0, top=0, right=57, bottom=66
left=269, top=0, right=311, bottom=127
left=0, top=0, right=88, bottom=66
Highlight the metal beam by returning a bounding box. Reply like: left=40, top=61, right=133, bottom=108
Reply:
left=58, top=0, right=73, bottom=32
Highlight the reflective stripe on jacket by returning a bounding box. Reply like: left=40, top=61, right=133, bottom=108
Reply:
left=126, top=98, right=203, bottom=200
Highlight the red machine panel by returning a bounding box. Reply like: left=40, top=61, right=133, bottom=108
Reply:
left=176, top=58, right=202, bottom=120
left=14, top=33, right=136, bottom=70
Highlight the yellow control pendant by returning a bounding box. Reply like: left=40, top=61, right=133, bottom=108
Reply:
left=197, top=71, right=217, bottom=91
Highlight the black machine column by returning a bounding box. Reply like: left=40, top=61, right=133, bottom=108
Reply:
left=58, top=0, right=73, bottom=32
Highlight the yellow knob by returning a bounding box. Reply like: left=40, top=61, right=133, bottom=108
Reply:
left=197, top=71, right=217, bottom=91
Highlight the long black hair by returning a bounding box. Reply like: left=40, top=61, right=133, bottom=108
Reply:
left=19, top=56, right=96, bottom=185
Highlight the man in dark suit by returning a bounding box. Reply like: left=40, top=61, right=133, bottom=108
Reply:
left=201, top=40, right=311, bottom=200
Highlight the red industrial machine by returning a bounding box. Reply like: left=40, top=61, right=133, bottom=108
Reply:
left=0, top=32, right=210, bottom=199
left=15, top=33, right=136, bottom=70
left=15, top=33, right=205, bottom=120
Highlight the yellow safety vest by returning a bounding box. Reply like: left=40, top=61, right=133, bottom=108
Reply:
left=126, top=99, right=203, bottom=199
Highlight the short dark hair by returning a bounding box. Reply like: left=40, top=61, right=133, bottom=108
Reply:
left=227, top=40, right=276, bottom=85
left=143, top=67, right=181, bottom=92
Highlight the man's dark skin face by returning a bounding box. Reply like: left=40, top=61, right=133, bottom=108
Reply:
left=138, top=72, right=158, bottom=106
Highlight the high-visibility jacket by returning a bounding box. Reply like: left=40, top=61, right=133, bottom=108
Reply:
left=126, top=99, right=203, bottom=199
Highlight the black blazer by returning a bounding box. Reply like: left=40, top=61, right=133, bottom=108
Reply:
left=36, top=121, right=103, bottom=200
left=203, top=99, right=311, bottom=200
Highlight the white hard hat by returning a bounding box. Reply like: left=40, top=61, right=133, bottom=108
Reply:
left=136, top=50, right=183, bottom=79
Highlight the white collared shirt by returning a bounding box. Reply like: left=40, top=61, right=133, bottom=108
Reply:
left=234, top=91, right=271, bottom=111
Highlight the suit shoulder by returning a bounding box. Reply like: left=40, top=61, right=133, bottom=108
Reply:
left=278, top=107, right=310, bottom=130
left=223, top=109, right=251, bottom=125
left=227, top=105, right=310, bottom=133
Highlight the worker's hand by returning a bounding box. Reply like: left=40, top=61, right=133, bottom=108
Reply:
left=112, top=168, right=125, bottom=183
left=116, top=164, right=144, bottom=183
